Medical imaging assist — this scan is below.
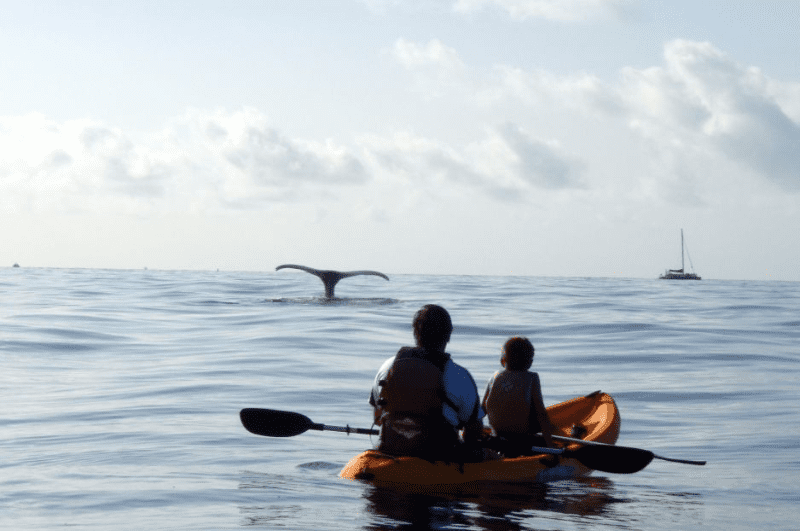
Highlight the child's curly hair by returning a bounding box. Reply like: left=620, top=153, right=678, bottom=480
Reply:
left=502, top=336, right=534, bottom=370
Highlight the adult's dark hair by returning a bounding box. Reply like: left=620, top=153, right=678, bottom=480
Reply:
left=503, top=336, right=534, bottom=370
left=412, top=304, right=452, bottom=352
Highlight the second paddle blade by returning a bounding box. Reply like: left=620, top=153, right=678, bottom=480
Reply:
left=571, top=445, right=655, bottom=474
left=240, top=408, right=314, bottom=437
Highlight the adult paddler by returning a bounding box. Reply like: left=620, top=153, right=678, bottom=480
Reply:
left=369, top=304, right=485, bottom=461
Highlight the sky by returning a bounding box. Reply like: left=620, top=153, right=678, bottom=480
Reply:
left=1, top=0, right=799, bottom=281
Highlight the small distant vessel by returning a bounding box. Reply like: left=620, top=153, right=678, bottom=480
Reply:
left=659, top=229, right=701, bottom=280
left=12, top=263, right=20, bottom=268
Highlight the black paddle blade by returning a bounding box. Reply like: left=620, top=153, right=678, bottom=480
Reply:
left=240, top=408, right=316, bottom=437
left=569, top=445, right=655, bottom=474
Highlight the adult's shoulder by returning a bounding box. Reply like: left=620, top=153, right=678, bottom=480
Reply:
left=442, top=357, right=477, bottom=383
left=375, top=355, right=397, bottom=375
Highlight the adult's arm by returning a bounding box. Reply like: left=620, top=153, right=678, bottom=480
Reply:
left=369, top=357, right=394, bottom=425
left=442, top=361, right=484, bottom=439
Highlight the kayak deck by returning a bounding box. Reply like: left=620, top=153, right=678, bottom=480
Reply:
left=340, top=391, right=620, bottom=486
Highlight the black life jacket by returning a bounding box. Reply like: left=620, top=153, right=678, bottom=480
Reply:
left=375, top=347, right=458, bottom=459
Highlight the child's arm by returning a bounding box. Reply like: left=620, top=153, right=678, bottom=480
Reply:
left=480, top=378, right=492, bottom=413
left=531, top=373, right=555, bottom=447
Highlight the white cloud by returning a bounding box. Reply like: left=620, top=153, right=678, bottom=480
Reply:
left=766, top=79, right=800, bottom=124
left=360, top=124, right=585, bottom=207
left=0, top=114, right=158, bottom=213
left=392, top=38, right=464, bottom=72
left=472, top=39, right=800, bottom=195
left=1, top=106, right=587, bottom=225
left=619, top=40, right=800, bottom=192
left=0, top=109, right=369, bottom=215
left=390, top=38, right=467, bottom=97
left=357, top=0, right=403, bottom=13
left=495, top=123, right=586, bottom=189
left=486, top=66, right=623, bottom=115
left=453, top=0, right=634, bottom=21
left=3, top=38, right=797, bottom=232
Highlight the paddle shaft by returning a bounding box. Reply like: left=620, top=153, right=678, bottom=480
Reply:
left=315, top=423, right=378, bottom=436
left=259, top=415, right=563, bottom=456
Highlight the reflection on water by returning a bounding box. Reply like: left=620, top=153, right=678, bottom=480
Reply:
left=236, top=469, right=706, bottom=531
left=240, top=503, right=305, bottom=528
left=266, top=297, right=399, bottom=306
left=361, top=477, right=620, bottom=530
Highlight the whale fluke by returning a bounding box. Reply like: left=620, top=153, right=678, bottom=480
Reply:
left=275, top=264, right=389, bottom=299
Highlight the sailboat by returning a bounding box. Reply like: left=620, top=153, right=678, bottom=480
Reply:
left=659, top=229, right=701, bottom=280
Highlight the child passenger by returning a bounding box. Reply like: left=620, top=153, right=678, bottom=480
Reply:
left=481, top=337, right=555, bottom=457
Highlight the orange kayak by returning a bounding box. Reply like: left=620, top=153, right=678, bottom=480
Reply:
left=340, top=391, right=620, bottom=486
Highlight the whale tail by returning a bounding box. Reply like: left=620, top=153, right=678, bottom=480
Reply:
left=275, top=264, right=389, bottom=298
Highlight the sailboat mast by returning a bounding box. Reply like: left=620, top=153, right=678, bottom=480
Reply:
left=681, top=229, right=685, bottom=271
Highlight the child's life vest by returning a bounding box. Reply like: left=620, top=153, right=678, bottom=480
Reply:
left=484, top=370, right=541, bottom=436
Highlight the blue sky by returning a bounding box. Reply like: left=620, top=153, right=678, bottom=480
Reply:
left=2, top=0, right=799, bottom=280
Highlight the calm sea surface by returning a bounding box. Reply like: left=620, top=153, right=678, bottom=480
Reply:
left=1, top=267, right=798, bottom=530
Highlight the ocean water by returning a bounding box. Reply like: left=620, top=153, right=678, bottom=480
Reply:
left=1, top=267, right=798, bottom=530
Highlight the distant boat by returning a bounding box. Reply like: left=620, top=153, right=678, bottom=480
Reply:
left=12, top=263, right=20, bottom=268
left=659, top=229, right=701, bottom=280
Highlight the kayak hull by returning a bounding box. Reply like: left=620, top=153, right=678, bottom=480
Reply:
left=339, top=391, right=620, bottom=486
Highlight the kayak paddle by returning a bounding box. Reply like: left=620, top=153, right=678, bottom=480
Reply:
left=240, top=407, right=378, bottom=437
left=530, top=444, right=653, bottom=474
left=549, top=434, right=706, bottom=466
left=240, top=408, right=655, bottom=474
